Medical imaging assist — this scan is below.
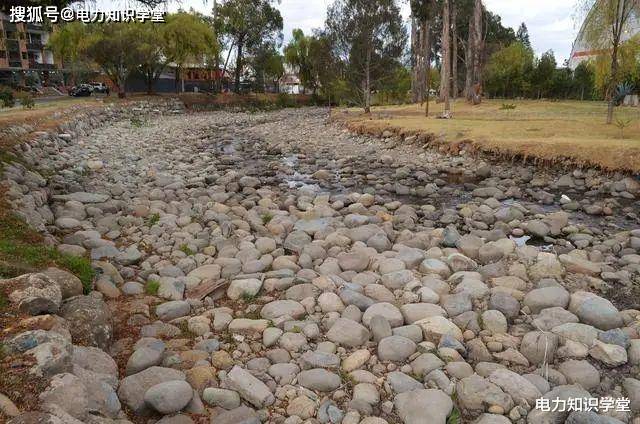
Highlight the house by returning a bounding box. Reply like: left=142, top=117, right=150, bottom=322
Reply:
left=0, top=12, right=63, bottom=86
left=279, top=73, right=302, bottom=95
left=125, top=65, right=231, bottom=93
left=568, top=4, right=640, bottom=70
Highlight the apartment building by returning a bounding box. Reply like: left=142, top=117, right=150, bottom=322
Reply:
left=0, top=12, right=61, bottom=86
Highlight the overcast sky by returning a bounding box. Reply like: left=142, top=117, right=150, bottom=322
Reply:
left=91, top=0, right=583, bottom=63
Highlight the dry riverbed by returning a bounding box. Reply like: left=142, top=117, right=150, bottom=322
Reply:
left=1, top=107, right=640, bottom=424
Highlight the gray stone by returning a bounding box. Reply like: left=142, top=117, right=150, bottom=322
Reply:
left=558, top=360, right=600, bottom=390
left=297, top=369, right=341, bottom=392
left=394, top=389, right=453, bottom=424
left=326, top=318, right=370, bottom=347
left=202, top=388, right=241, bottom=410
left=143, top=380, right=193, bottom=414
left=571, top=292, right=623, bottom=330
left=260, top=300, right=306, bottom=320
left=523, top=286, right=570, bottom=314
left=226, top=365, right=274, bottom=408
left=378, top=336, right=416, bottom=362
left=59, top=295, right=112, bottom=350
left=362, top=303, right=404, bottom=328
left=156, top=300, right=190, bottom=321
left=520, top=331, right=559, bottom=365
left=117, top=366, right=186, bottom=414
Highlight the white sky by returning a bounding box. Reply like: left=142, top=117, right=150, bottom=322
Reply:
left=88, top=0, right=583, bottom=63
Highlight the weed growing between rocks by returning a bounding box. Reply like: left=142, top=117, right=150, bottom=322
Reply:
left=145, top=279, right=160, bottom=295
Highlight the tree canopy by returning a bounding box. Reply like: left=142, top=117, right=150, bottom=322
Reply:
left=326, top=0, right=407, bottom=112
left=214, top=0, right=283, bottom=92
left=48, top=11, right=217, bottom=96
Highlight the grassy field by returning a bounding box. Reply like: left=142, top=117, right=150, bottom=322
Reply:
left=334, top=99, right=640, bottom=172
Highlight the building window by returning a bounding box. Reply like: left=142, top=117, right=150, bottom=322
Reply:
left=22, top=52, right=27, bottom=60
left=0, top=51, right=5, bottom=59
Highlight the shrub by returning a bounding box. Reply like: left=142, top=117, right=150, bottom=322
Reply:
left=0, top=86, right=15, bottom=108
left=18, top=93, right=35, bottom=109
left=276, top=92, right=296, bottom=108
left=500, top=103, right=516, bottom=110
left=615, top=118, right=633, bottom=139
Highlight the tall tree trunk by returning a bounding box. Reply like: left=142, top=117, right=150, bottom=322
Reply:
left=234, top=41, right=243, bottom=94
left=364, top=46, right=372, bottom=113
left=607, top=42, right=619, bottom=124
left=424, top=19, right=432, bottom=117
left=213, top=0, right=220, bottom=93
left=419, top=21, right=427, bottom=103
left=464, top=18, right=474, bottom=101
left=146, top=70, right=153, bottom=95
left=606, top=0, right=626, bottom=125
left=411, top=16, right=419, bottom=103
left=451, top=2, right=458, bottom=100
left=471, top=0, right=483, bottom=104
left=441, top=0, right=451, bottom=113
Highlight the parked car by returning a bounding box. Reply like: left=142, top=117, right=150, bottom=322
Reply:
left=68, top=84, right=92, bottom=97
left=89, top=82, right=109, bottom=94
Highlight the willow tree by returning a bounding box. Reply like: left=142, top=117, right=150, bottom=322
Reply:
left=163, top=12, right=217, bottom=93
left=47, top=21, right=89, bottom=86
left=579, top=0, right=640, bottom=123
left=284, top=29, right=327, bottom=94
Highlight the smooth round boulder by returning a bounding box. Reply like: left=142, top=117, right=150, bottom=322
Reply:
left=143, top=380, right=193, bottom=414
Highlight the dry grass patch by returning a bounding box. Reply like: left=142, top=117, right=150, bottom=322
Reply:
left=0, top=98, right=97, bottom=130
left=334, top=100, right=640, bottom=172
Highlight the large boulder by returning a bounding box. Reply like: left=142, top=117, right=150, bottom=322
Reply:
left=520, top=331, right=559, bottom=365
left=326, top=318, right=370, bottom=347
left=4, top=273, right=63, bottom=315
left=456, top=374, right=513, bottom=413
left=59, top=295, right=112, bottom=350
left=117, top=366, right=186, bottom=414
left=488, top=369, right=542, bottom=405
left=527, top=385, right=591, bottom=424
left=42, top=268, right=84, bottom=299
left=569, top=291, right=623, bottom=331
left=394, top=389, right=453, bottom=424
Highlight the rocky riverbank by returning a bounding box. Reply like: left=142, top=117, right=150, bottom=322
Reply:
left=1, top=106, right=640, bottom=424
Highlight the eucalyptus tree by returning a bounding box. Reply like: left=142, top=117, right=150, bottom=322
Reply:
left=326, top=0, right=407, bottom=113
left=214, top=0, right=283, bottom=93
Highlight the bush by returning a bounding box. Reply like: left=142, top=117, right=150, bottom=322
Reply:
left=18, top=93, right=35, bottom=109
left=0, top=87, right=15, bottom=108
left=276, top=92, right=296, bottom=108
left=500, top=103, right=516, bottom=110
